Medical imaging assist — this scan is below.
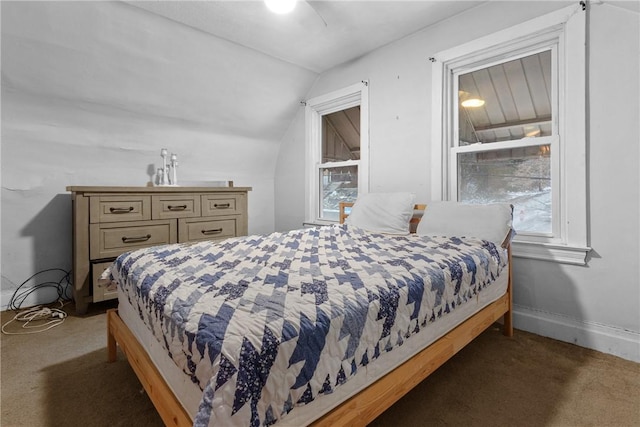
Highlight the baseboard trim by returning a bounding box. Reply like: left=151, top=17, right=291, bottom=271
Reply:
left=513, top=305, right=640, bottom=363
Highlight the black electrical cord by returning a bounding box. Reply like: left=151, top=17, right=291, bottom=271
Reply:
left=7, top=268, right=72, bottom=311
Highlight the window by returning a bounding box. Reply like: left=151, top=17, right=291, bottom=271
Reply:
left=305, top=82, right=369, bottom=224
left=319, top=107, right=360, bottom=221
left=453, top=49, right=557, bottom=238
left=431, top=5, right=590, bottom=264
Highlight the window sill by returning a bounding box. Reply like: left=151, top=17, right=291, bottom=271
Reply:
left=512, top=240, right=591, bottom=265
left=302, top=220, right=338, bottom=229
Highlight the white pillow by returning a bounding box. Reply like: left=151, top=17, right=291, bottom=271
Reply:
left=416, top=201, right=513, bottom=247
left=345, top=192, right=416, bottom=235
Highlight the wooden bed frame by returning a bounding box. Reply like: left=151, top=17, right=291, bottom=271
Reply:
left=107, top=202, right=513, bottom=427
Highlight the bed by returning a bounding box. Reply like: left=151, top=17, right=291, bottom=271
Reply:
left=106, top=193, right=514, bottom=427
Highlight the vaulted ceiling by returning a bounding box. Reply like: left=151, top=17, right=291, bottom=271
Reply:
left=114, top=1, right=638, bottom=148
left=127, top=1, right=486, bottom=73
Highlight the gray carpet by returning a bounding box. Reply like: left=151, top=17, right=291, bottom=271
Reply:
left=1, top=301, right=639, bottom=427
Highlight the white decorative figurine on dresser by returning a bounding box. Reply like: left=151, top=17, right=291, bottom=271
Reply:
left=158, top=148, right=179, bottom=186
left=66, top=185, right=251, bottom=314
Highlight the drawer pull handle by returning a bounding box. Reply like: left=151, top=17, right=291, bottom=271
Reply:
left=122, top=234, right=152, bottom=243
left=168, top=205, right=187, bottom=211
left=110, top=207, right=134, bottom=214
left=214, top=203, right=230, bottom=209
left=201, top=228, right=223, bottom=235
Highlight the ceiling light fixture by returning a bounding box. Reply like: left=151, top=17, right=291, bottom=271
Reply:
left=265, top=0, right=297, bottom=14
left=461, top=98, right=485, bottom=108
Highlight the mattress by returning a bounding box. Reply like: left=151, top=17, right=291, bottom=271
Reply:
left=111, top=224, right=509, bottom=426
left=118, top=273, right=507, bottom=426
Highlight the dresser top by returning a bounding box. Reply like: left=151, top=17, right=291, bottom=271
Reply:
left=66, top=186, right=252, bottom=194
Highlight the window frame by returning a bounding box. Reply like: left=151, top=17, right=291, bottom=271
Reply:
left=451, top=43, right=559, bottom=242
left=305, top=81, right=369, bottom=225
left=431, top=5, right=590, bottom=264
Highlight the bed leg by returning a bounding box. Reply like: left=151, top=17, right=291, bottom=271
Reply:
left=107, top=309, right=118, bottom=362
left=503, top=310, right=513, bottom=337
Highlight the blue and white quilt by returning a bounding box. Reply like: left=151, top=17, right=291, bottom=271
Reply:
left=109, top=224, right=508, bottom=427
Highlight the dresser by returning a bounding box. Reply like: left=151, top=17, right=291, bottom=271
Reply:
left=67, top=186, right=251, bottom=314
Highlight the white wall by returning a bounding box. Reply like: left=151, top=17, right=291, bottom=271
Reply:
left=274, top=2, right=640, bottom=361
left=0, top=1, right=317, bottom=308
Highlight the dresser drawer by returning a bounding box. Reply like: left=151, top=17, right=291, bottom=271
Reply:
left=152, top=195, right=201, bottom=219
left=201, top=194, right=243, bottom=217
left=89, top=220, right=177, bottom=259
left=179, top=217, right=237, bottom=243
left=90, top=195, right=151, bottom=223
left=92, top=261, right=118, bottom=302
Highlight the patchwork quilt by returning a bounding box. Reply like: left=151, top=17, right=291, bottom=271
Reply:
left=109, top=224, right=508, bottom=427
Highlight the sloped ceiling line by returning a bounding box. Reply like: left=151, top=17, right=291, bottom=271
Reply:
left=126, top=1, right=486, bottom=73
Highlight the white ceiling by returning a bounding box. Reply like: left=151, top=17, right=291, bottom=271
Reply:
left=127, top=1, right=485, bottom=73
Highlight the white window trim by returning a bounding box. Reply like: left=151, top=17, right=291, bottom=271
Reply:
left=305, top=81, right=369, bottom=225
left=431, top=5, right=590, bottom=265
